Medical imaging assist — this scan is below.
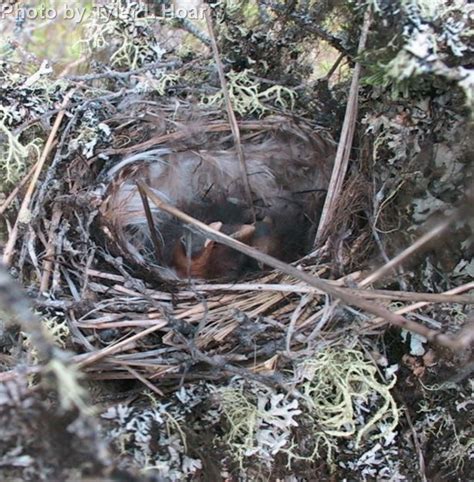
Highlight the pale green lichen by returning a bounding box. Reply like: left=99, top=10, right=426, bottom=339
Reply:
left=22, top=316, right=70, bottom=364
left=297, top=348, right=399, bottom=461
left=41, top=315, right=70, bottom=348
left=137, top=71, right=180, bottom=95
left=218, top=348, right=399, bottom=470
left=218, top=386, right=259, bottom=467
left=47, top=359, right=92, bottom=414
left=441, top=430, right=473, bottom=473
left=20, top=315, right=90, bottom=414
left=80, top=0, right=164, bottom=69
left=0, top=108, right=42, bottom=188
left=364, top=0, right=472, bottom=108
left=201, top=69, right=296, bottom=116
left=218, top=381, right=301, bottom=468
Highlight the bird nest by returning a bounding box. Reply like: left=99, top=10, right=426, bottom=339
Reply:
left=7, top=92, right=361, bottom=389
left=3, top=71, right=471, bottom=401
left=1, top=2, right=473, bottom=479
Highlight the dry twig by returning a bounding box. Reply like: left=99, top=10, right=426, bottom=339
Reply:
left=39, top=206, right=62, bottom=293
left=138, top=182, right=472, bottom=351
left=2, top=89, right=76, bottom=266
left=204, top=7, right=256, bottom=222
left=315, top=8, right=372, bottom=243
left=360, top=213, right=457, bottom=287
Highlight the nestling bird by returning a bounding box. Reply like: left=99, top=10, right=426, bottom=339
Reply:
left=100, top=117, right=335, bottom=280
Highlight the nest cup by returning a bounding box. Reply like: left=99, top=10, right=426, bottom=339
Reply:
left=98, top=105, right=336, bottom=283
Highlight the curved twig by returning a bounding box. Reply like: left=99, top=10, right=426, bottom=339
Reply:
left=137, top=182, right=473, bottom=351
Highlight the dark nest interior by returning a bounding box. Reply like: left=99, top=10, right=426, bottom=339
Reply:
left=97, top=108, right=336, bottom=281
left=0, top=1, right=473, bottom=481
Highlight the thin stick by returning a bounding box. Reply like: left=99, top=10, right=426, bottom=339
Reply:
left=286, top=294, right=311, bottom=353
left=39, top=207, right=62, bottom=293
left=193, top=283, right=473, bottom=303
left=315, top=8, right=372, bottom=244
left=137, top=182, right=162, bottom=261
left=83, top=268, right=472, bottom=303
left=320, top=52, right=345, bottom=82
left=65, top=60, right=181, bottom=82
left=204, top=7, right=256, bottom=222
left=359, top=215, right=452, bottom=287
left=137, top=182, right=471, bottom=351
left=58, top=55, right=89, bottom=78
left=76, top=320, right=168, bottom=368
left=2, top=89, right=76, bottom=266
left=0, top=152, right=47, bottom=216
left=124, top=365, right=165, bottom=397
left=403, top=400, right=428, bottom=482
left=366, top=282, right=474, bottom=327
left=350, top=287, right=473, bottom=304
left=174, top=17, right=211, bottom=45
left=0, top=181, right=28, bottom=216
